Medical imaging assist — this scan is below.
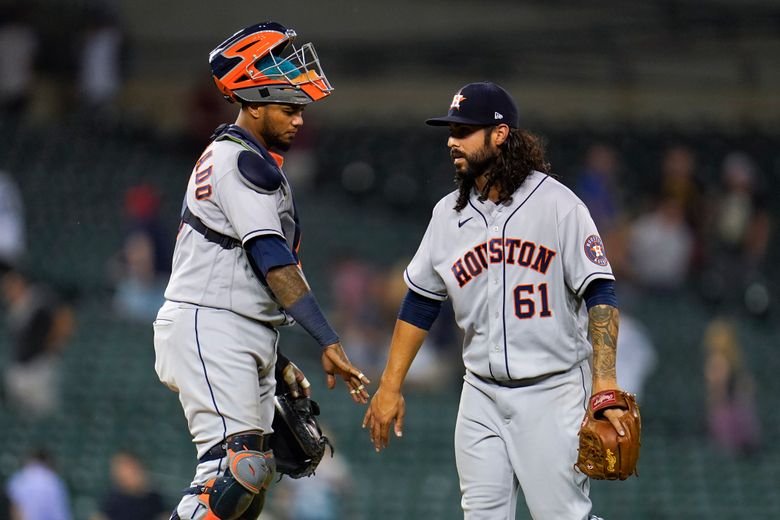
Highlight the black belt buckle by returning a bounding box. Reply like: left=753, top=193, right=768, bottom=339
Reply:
left=476, top=371, right=564, bottom=389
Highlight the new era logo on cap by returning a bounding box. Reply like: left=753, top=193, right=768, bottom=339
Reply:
left=426, top=81, right=520, bottom=128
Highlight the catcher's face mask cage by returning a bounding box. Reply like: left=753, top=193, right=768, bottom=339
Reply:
left=209, top=21, right=333, bottom=105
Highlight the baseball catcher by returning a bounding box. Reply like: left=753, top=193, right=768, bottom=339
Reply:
left=576, top=389, right=641, bottom=480
left=153, top=21, right=369, bottom=520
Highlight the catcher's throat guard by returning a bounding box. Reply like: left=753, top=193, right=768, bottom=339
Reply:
left=270, top=393, right=333, bottom=479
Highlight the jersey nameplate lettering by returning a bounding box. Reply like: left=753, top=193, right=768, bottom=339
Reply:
left=451, top=239, right=557, bottom=288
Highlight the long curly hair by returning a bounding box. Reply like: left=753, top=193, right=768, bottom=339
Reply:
left=454, top=128, right=551, bottom=211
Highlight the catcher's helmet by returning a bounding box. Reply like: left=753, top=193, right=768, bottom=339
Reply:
left=209, top=22, right=333, bottom=105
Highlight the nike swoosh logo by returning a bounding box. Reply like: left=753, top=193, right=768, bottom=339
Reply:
left=458, top=217, right=473, bottom=228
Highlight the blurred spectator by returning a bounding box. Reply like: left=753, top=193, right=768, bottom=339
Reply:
left=109, top=184, right=170, bottom=322
left=573, top=143, right=633, bottom=284
left=575, top=143, right=624, bottom=233
left=1, top=265, right=75, bottom=418
left=111, top=231, right=167, bottom=322
left=0, top=4, right=38, bottom=117
left=6, top=449, right=72, bottom=520
left=124, top=184, right=172, bottom=276
left=280, top=122, right=320, bottom=192
left=330, top=254, right=377, bottom=326
left=91, top=451, right=168, bottom=520
left=76, top=8, right=124, bottom=114
left=626, top=195, right=694, bottom=291
left=328, top=255, right=460, bottom=388
left=185, top=76, right=236, bottom=150
left=703, top=318, right=760, bottom=456
left=328, top=254, right=386, bottom=381
left=377, top=262, right=460, bottom=390
left=0, top=170, right=25, bottom=265
left=268, top=427, right=352, bottom=520
left=658, top=144, right=704, bottom=235
left=701, top=152, right=771, bottom=315
left=615, top=313, right=657, bottom=402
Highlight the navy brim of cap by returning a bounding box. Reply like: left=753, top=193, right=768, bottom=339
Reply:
left=425, top=115, right=490, bottom=126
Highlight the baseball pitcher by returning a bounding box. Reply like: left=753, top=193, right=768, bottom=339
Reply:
left=363, top=82, right=639, bottom=519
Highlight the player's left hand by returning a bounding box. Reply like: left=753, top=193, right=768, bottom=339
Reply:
left=281, top=361, right=311, bottom=399
left=321, top=343, right=370, bottom=404
left=576, top=389, right=641, bottom=479
left=602, top=407, right=628, bottom=436
left=362, top=386, right=405, bottom=452
left=592, top=382, right=628, bottom=435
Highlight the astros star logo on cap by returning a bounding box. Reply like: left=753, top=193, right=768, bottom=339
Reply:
left=450, top=93, right=466, bottom=110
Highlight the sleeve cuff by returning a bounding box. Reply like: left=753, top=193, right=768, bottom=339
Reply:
left=576, top=272, right=615, bottom=297
left=241, top=228, right=286, bottom=245
left=403, top=269, right=448, bottom=301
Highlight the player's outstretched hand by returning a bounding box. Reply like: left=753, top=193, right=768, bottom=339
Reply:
left=362, top=386, right=405, bottom=452
left=321, top=343, right=370, bottom=404
left=281, top=361, right=311, bottom=399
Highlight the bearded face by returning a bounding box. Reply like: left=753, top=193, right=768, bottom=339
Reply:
left=450, top=127, right=499, bottom=182
left=257, top=103, right=305, bottom=152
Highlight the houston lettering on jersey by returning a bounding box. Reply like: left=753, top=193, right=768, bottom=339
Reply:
left=451, top=238, right=557, bottom=287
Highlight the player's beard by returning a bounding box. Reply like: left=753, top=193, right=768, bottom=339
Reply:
left=263, top=129, right=294, bottom=152
left=453, top=145, right=498, bottom=184
left=260, top=116, right=295, bottom=152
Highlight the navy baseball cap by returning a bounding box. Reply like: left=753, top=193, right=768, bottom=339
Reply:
left=426, top=81, right=519, bottom=128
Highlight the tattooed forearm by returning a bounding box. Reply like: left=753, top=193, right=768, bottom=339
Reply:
left=589, top=304, right=620, bottom=381
left=266, top=264, right=311, bottom=308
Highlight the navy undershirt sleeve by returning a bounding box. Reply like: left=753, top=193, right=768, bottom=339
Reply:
left=398, top=289, right=444, bottom=331
left=246, top=235, right=338, bottom=348
left=583, top=279, right=619, bottom=310
left=246, top=235, right=297, bottom=277
left=287, top=293, right=340, bottom=347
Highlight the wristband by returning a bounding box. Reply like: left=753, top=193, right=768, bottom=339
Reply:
left=286, top=292, right=339, bottom=347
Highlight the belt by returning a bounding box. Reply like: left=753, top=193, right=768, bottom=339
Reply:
left=473, top=370, right=565, bottom=388
left=182, top=207, right=241, bottom=250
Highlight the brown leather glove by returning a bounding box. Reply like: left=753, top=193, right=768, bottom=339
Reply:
left=575, top=390, right=641, bottom=480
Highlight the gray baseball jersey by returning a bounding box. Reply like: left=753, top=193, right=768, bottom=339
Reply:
left=405, top=170, right=614, bottom=381
left=405, top=170, right=614, bottom=519
left=164, top=133, right=300, bottom=326
left=155, top=126, right=298, bottom=520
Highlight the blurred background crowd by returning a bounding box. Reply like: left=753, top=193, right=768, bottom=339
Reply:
left=0, top=0, right=778, bottom=519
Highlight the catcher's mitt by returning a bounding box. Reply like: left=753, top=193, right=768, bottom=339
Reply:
left=575, top=389, right=641, bottom=480
left=269, top=393, right=333, bottom=479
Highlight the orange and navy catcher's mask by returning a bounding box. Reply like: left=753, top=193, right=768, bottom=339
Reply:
left=209, top=21, right=333, bottom=105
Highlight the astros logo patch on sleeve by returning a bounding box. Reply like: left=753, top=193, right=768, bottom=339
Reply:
left=584, top=235, right=609, bottom=266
